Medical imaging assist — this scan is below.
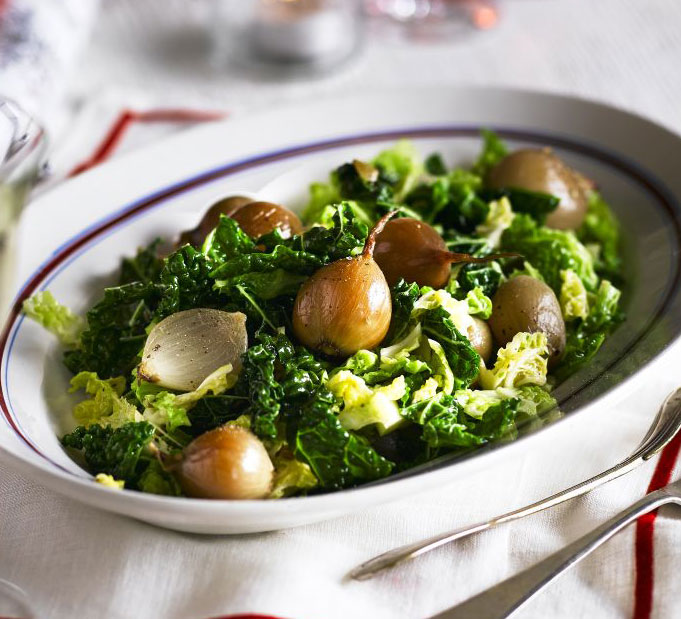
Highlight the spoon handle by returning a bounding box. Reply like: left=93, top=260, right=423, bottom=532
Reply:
left=430, top=489, right=679, bottom=619
left=349, top=454, right=643, bottom=580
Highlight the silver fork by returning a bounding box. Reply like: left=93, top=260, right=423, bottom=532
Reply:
left=432, top=476, right=681, bottom=618
left=350, top=388, right=681, bottom=581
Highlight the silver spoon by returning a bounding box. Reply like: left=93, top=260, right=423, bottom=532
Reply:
left=432, top=470, right=681, bottom=618
left=350, top=387, right=681, bottom=581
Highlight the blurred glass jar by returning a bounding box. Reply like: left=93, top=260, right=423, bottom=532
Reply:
left=364, top=0, right=498, bottom=40
left=213, top=0, right=363, bottom=75
left=0, top=98, right=46, bottom=321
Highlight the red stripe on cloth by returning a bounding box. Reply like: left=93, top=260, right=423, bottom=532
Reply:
left=633, top=431, right=681, bottom=619
left=136, top=109, right=225, bottom=123
left=0, top=0, right=7, bottom=17
left=68, top=108, right=225, bottom=177
left=68, top=110, right=136, bottom=176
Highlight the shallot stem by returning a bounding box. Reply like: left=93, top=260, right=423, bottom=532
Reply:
left=363, top=211, right=398, bottom=258
left=441, top=251, right=521, bottom=265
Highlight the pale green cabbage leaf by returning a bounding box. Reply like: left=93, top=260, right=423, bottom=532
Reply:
left=560, top=268, right=589, bottom=321
left=142, top=364, right=238, bottom=431
left=479, top=332, right=549, bottom=389
left=69, top=372, right=140, bottom=428
left=328, top=370, right=406, bottom=435
left=475, top=196, right=515, bottom=247
left=372, top=139, right=424, bottom=199
left=23, top=291, right=84, bottom=347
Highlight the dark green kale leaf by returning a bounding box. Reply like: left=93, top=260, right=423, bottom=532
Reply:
left=420, top=307, right=481, bottom=389
left=203, top=215, right=257, bottom=263
left=156, top=245, right=221, bottom=318
left=443, top=233, right=505, bottom=298
left=213, top=272, right=306, bottom=333
left=211, top=245, right=324, bottom=281
left=456, top=262, right=504, bottom=298
left=386, top=279, right=420, bottom=343
left=138, top=459, right=182, bottom=496
left=402, top=394, right=519, bottom=449
left=335, top=161, right=395, bottom=204
left=480, top=187, right=559, bottom=224
left=444, top=233, right=490, bottom=256
left=471, top=129, right=509, bottom=177
left=406, top=171, right=489, bottom=233
left=285, top=203, right=369, bottom=262
left=405, top=177, right=450, bottom=223
left=185, top=395, right=248, bottom=436
left=425, top=153, right=448, bottom=176
left=555, top=330, right=606, bottom=382
left=424, top=398, right=519, bottom=448
left=219, top=270, right=307, bottom=302
left=64, top=282, right=159, bottom=378
left=442, top=179, right=489, bottom=233
left=239, top=335, right=283, bottom=439
left=118, top=239, right=164, bottom=285
left=61, top=422, right=156, bottom=488
left=238, top=332, right=328, bottom=439
left=501, top=214, right=598, bottom=292
left=295, top=414, right=393, bottom=489
left=468, top=398, right=521, bottom=441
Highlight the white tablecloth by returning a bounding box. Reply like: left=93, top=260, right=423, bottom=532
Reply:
left=3, top=1, right=681, bottom=617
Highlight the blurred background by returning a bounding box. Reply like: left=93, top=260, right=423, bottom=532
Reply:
left=1, top=0, right=680, bottom=317
left=4, top=0, right=680, bottom=131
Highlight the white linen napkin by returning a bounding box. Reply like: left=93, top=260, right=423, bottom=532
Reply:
left=1, top=101, right=681, bottom=619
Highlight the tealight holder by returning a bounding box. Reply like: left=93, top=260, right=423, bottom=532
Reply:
left=213, top=0, right=363, bottom=76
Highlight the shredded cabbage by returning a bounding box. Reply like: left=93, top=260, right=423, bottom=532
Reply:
left=465, top=287, right=493, bottom=319
left=509, top=261, right=545, bottom=282
left=70, top=372, right=139, bottom=428
left=303, top=181, right=342, bottom=224
left=328, top=371, right=406, bottom=435
left=475, top=197, right=514, bottom=247
left=516, top=385, right=557, bottom=416
left=142, top=364, right=237, bottom=431
left=95, top=473, right=125, bottom=489
left=455, top=384, right=556, bottom=419
left=412, top=377, right=440, bottom=403
left=22, top=291, right=84, bottom=347
left=480, top=332, right=549, bottom=389
left=560, top=269, right=589, bottom=321
left=372, top=139, right=424, bottom=198
left=425, top=338, right=455, bottom=395
left=380, top=323, right=422, bottom=359
left=269, top=455, right=318, bottom=498
left=454, top=388, right=513, bottom=419
left=412, top=288, right=476, bottom=338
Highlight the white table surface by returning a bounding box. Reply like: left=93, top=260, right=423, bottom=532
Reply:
left=3, top=1, right=681, bottom=618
